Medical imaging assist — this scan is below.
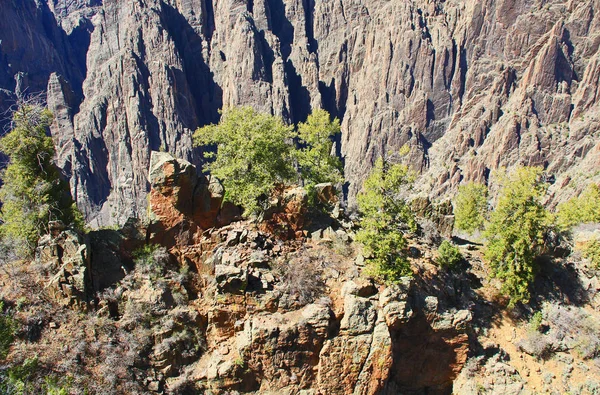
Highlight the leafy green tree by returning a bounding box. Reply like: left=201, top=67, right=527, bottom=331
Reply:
left=356, top=156, right=416, bottom=283
left=295, top=109, right=344, bottom=200
left=0, top=104, right=83, bottom=255
left=483, top=167, right=551, bottom=306
left=453, top=182, right=488, bottom=234
left=437, top=240, right=463, bottom=268
left=556, top=184, right=600, bottom=230
left=194, top=107, right=297, bottom=215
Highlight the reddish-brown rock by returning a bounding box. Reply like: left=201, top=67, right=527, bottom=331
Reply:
left=148, top=151, right=223, bottom=248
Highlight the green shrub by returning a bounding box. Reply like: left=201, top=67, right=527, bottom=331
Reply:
left=581, top=240, right=600, bottom=268
left=133, top=244, right=170, bottom=279
left=356, top=155, right=416, bottom=283
left=0, top=356, right=71, bottom=395
left=483, top=167, right=551, bottom=306
left=194, top=107, right=344, bottom=214
left=1, top=356, right=39, bottom=394
left=0, top=301, right=15, bottom=359
left=453, top=182, right=488, bottom=234
left=44, top=376, right=71, bottom=395
left=437, top=240, right=463, bottom=268
left=556, top=184, right=600, bottom=230
left=529, top=311, right=543, bottom=332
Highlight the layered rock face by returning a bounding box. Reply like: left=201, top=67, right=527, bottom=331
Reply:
left=1, top=0, right=599, bottom=225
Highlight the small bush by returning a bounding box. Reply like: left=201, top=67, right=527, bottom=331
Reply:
left=556, top=184, right=600, bottom=230
left=0, top=356, right=73, bottom=395
left=453, top=182, right=488, bottom=234
left=0, top=301, right=15, bottom=359
left=133, top=244, right=171, bottom=279
left=542, top=304, right=600, bottom=360
left=436, top=241, right=463, bottom=268
left=273, top=251, right=325, bottom=307
left=529, top=311, right=543, bottom=332
left=581, top=240, right=600, bottom=268
left=518, top=332, right=553, bottom=359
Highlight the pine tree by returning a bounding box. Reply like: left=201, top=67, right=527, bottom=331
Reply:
left=0, top=103, right=82, bottom=256
left=483, top=167, right=551, bottom=306
left=355, top=155, right=416, bottom=283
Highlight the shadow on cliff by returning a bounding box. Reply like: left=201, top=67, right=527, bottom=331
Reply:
left=382, top=256, right=505, bottom=394
left=265, top=0, right=312, bottom=123
left=384, top=314, right=467, bottom=395
left=0, top=0, right=94, bottom=131
left=530, top=255, right=590, bottom=308
left=160, top=3, right=223, bottom=128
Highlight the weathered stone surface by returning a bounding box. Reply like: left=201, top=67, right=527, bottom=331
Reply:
left=454, top=354, right=527, bottom=395
left=314, top=183, right=338, bottom=205
left=36, top=227, right=91, bottom=306
left=263, top=186, right=309, bottom=239
left=215, top=264, right=247, bottom=294
left=380, top=279, right=414, bottom=329
left=148, top=151, right=223, bottom=247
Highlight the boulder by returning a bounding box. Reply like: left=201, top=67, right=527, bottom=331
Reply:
left=148, top=151, right=224, bottom=247
left=314, top=183, right=338, bottom=205
left=215, top=265, right=248, bottom=294
left=412, top=197, right=455, bottom=238
left=217, top=202, right=242, bottom=227
left=380, top=278, right=414, bottom=329
left=263, top=186, right=309, bottom=239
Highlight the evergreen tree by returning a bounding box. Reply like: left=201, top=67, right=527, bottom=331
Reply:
left=556, top=184, right=600, bottom=230
left=483, top=167, right=551, bottom=306
left=0, top=103, right=82, bottom=256
left=295, top=109, right=344, bottom=200
left=355, top=155, right=416, bottom=283
left=454, top=182, right=488, bottom=234
left=194, top=107, right=297, bottom=215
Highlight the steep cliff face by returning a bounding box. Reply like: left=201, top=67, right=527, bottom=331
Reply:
left=0, top=0, right=599, bottom=225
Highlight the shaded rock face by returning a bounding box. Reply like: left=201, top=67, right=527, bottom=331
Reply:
left=36, top=222, right=92, bottom=308
left=1, top=0, right=600, bottom=225
left=87, top=218, right=147, bottom=292
left=148, top=151, right=223, bottom=248
left=35, top=219, right=147, bottom=306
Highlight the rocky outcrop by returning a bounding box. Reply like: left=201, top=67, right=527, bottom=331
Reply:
left=64, top=217, right=462, bottom=394
left=148, top=151, right=223, bottom=247
left=36, top=221, right=91, bottom=307
left=262, top=186, right=309, bottom=239
left=35, top=218, right=149, bottom=308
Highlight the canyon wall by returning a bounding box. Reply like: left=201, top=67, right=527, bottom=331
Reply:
left=1, top=0, right=599, bottom=226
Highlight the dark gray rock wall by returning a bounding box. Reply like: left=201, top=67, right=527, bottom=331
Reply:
left=1, top=0, right=599, bottom=226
